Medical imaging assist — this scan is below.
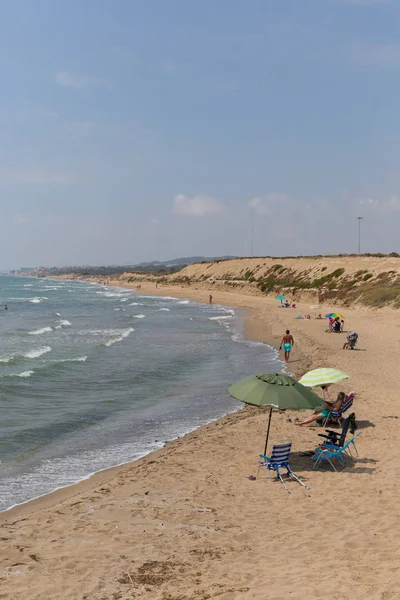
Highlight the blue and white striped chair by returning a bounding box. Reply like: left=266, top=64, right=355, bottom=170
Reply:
left=259, top=439, right=310, bottom=494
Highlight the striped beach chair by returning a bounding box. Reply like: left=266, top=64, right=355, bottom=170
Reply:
left=259, top=439, right=310, bottom=494
left=323, top=392, right=355, bottom=427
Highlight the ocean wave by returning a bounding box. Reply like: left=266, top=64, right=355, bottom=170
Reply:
left=59, top=319, right=71, bottom=327
left=128, top=302, right=143, bottom=306
left=53, top=356, right=88, bottom=364
left=220, top=308, right=235, bottom=316
left=209, top=315, right=233, bottom=321
left=23, top=284, right=33, bottom=287
left=158, top=308, right=170, bottom=311
left=120, top=298, right=129, bottom=302
left=42, top=286, right=62, bottom=290
left=177, top=300, right=190, bottom=304
left=24, top=346, right=52, bottom=359
left=29, top=297, right=48, bottom=304
left=103, top=327, right=134, bottom=347
left=132, top=314, right=145, bottom=319
left=139, top=295, right=176, bottom=300
left=28, top=327, right=53, bottom=336
left=11, top=370, right=35, bottom=378
left=97, top=291, right=130, bottom=298
left=0, top=346, right=52, bottom=364
left=55, top=312, right=61, bottom=317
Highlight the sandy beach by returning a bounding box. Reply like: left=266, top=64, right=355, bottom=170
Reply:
left=1, top=282, right=399, bottom=600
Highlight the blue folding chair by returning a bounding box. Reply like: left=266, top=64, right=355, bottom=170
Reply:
left=313, top=431, right=362, bottom=471
left=258, top=439, right=310, bottom=494
left=312, top=444, right=347, bottom=471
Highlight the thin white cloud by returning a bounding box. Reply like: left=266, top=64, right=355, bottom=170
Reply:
left=55, top=71, right=104, bottom=89
left=249, top=194, right=288, bottom=216
left=173, top=194, right=226, bottom=217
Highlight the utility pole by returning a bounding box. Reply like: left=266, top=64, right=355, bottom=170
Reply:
left=357, top=216, right=363, bottom=255
left=251, top=206, right=255, bottom=256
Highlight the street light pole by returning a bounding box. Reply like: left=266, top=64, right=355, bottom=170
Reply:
left=357, top=217, right=363, bottom=255
left=251, top=206, right=255, bottom=257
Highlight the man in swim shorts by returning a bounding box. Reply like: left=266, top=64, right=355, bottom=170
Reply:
left=280, top=329, right=294, bottom=362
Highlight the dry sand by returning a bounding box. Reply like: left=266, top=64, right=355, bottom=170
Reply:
left=1, top=283, right=399, bottom=600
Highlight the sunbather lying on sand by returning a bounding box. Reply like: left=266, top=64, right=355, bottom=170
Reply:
left=295, top=392, right=345, bottom=426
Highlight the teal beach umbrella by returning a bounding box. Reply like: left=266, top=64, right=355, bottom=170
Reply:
left=276, top=295, right=286, bottom=305
left=227, top=372, right=324, bottom=454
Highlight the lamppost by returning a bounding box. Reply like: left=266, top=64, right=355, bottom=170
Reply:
left=357, top=217, right=363, bottom=255
left=251, top=205, right=255, bottom=257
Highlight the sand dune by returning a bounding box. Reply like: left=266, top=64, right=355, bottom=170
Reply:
left=0, top=286, right=399, bottom=599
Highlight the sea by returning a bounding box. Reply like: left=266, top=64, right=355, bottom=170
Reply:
left=0, top=276, right=282, bottom=512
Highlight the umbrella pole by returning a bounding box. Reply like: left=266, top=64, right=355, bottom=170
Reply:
left=263, top=406, right=273, bottom=456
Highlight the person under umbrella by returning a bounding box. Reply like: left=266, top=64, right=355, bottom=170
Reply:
left=227, top=372, right=323, bottom=455
left=295, top=391, right=345, bottom=426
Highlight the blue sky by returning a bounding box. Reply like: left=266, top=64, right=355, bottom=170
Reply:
left=1, top=0, right=400, bottom=267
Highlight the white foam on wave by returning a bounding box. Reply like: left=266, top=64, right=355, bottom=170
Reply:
left=10, top=370, right=35, bottom=378
left=54, top=356, right=87, bottom=364
left=24, top=346, right=52, bottom=359
left=28, top=327, right=53, bottom=336
left=55, top=312, right=61, bottom=317
left=23, top=284, right=33, bottom=287
left=177, top=300, right=190, bottom=304
left=0, top=346, right=52, bottom=364
left=139, top=295, right=176, bottom=300
left=59, top=319, right=71, bottom=327
left=16, top=370, right=34, bottom=378
left=120, top=298, right=129, bottom=302
left=29, top=297, right=48, bottom=304
left=158, top=308, right=170, bottom=311
left=97, top=291, right=130, bottom=298
left=128, top=302, right=143, bottom=306
left=43, top=286, right=62, bottom=290
left=220, top=308, right=235, bottom=316
left=209, top=315, right=233, bottom=321
left=104, top=327, right=134, bottom=347
left=132, top=314, right=145, bottom=319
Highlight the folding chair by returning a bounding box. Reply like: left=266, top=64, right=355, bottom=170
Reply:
left=258, top=439, right=310, bottom=494
left=313, top=432, right=361, bottom=470
left=318, top=413, right=353, bottom=448
left=312, top=444, right=347, bottom=471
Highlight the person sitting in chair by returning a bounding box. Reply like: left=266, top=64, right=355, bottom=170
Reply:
left=295, top=392, right=345, bottom=426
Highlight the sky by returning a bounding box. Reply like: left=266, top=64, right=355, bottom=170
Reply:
left=1, top=0, right=400, bottom=268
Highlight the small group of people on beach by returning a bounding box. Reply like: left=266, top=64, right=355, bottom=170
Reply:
left=328, top=317, right=344, bottom=333
left=282, top=300, right=296, bottom=308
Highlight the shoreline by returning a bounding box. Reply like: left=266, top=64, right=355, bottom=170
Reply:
left=2, top=280, right=399, bottom=599
left=0, top=282, right=280, bottom=522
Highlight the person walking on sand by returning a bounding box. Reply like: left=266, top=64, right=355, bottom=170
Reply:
left=209, top=294, right=213, bottom=304
left=280, top=329, right=294, bottom=362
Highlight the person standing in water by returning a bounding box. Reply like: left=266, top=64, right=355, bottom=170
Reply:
left=280, top=329, right=294, bottom=362
left=209, top=294, right=213, bottom=304
left=4, top=304, right=8, bottom=310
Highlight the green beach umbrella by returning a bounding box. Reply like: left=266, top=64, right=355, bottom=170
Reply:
left=298, top=368, right=349, bottom=389
left=227, top=372, right=324, bottom=455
